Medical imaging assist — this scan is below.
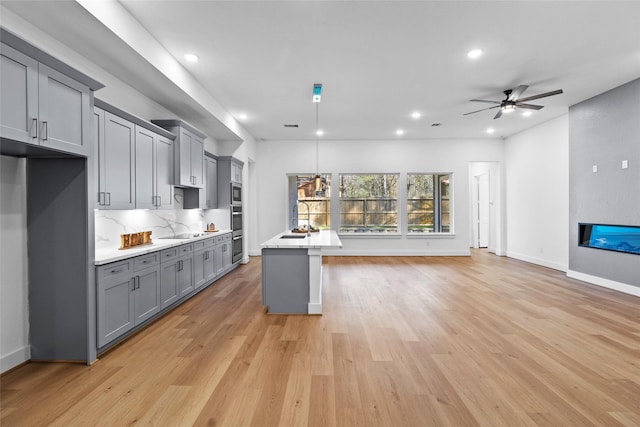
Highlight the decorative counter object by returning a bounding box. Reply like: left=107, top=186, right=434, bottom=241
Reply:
left=119, top=231, right=152, bottom=250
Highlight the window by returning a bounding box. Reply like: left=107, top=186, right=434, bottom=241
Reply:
left=339, top=174, right=398, bottom=233
left=407, top=173, right=451, bottom=233
left=289, top=174, right=331, bottom=230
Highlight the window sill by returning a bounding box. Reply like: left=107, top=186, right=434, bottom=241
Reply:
left=338, top=232, right=402, bottom=239
left=406, top=232, right=456, bottom=239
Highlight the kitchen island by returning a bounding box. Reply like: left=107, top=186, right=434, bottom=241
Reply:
left=261, top=230, right=342, bottom=314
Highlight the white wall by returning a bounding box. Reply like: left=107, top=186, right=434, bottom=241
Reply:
left=505, top=115, right=569, bottom=271
left=255, top=138, right=504, bottom=256
left=0, top=156, right=30, bottom=372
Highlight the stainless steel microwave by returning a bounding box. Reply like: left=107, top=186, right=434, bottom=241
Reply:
left=231, top=182, right=242, bottom=205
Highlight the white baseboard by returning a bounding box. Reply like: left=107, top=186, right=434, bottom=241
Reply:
left=1, top=345, right=30, bottom=374
left=321, top=249, right=471, bottom=257
left=506, top=251, right=567, bottom=272
left=567, top=270, right=640, bottom=298
left=307, top=303, right=323, bottom=314
left=250, top=249, right=470, bottom=257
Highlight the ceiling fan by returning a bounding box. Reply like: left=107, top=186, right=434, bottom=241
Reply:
left=464, top=85, right=563, bottom=119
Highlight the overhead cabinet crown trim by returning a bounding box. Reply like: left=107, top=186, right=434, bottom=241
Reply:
left=151, top=119, right=207, bottom=139
left=94, top=99, right=176, bottom=140
left=1, top=26, right=104, bottom=91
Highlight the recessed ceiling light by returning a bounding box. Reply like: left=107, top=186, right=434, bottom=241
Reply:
left=237, top=113, right=248, bottom=120
left=486, top=127, right=495, bottom=134
left=184, top=53, right=199, bottom=62
left=316, top=129, right=324, bottom=136
left=522, top=111, right=533, bottom=117
left=396, top=129, right=404, bottom=136
left=467, top=48, right=483, bottom=59
left=411, top=111, right=421, bottom=119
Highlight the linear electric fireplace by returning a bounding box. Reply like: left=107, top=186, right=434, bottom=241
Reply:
left=579, top=223, right=640, bottom=255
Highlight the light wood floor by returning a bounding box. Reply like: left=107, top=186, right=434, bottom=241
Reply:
left=2, top=251, right=639, bottom=426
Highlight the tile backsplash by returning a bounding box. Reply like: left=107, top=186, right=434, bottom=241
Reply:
left=95, top=208, right=230, bottom=249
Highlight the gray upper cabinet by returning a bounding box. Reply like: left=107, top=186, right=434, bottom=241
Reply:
left=135, top=127, right=174, bottom=209
left=184, top=153, right=218, bottom=209
left=217, top=157, right=244, bottom=206
left=0, top=44, right=38, bottom=143
left=95, top=100, right=176, bottom=210
left=152, top=120, right=206, bottom=189
left=155, top=135, right=174, bottom=209
left=97, top=109, right=135, bottom=209
left=205, top=155, right=218, bottom=209
left=1, top=41, right=95, bottom=157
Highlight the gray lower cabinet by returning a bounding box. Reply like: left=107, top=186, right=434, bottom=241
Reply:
left=1, top=41, right=93, bottom=157
left=160, top=243, right=194, bottom=308
left=96, top=253, right=161, bottom=348
left=194, top=238, right=216, bottom=289
left=215, top=233, right=233, bottom=276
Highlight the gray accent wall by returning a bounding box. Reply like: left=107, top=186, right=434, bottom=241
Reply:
left=569, top=78, right=640, bottom=287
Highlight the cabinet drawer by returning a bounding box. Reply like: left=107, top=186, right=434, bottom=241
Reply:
left=215, top=235, right=225, bottom=244
left=161, top=248, right=179, bottom=262
left=223, top=234, right=232, bottom=241
left=179, top=243, right=193, bottom=255
left=194, top=238, right=215, bottom=250
left=97, top=260, right=132, bottom=279
left=134, top=253, right=159, bottom=271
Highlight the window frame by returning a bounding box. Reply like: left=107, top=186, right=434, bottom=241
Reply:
left=287, top=173, right=332, bottom=231
left=338, top=173, right=401, bottom=235
left=406, top=172, right=454, bottom=236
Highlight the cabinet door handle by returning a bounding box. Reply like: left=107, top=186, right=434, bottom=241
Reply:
left=157, top=196, right=161, bottom=207
left=41, top=121, right=48, bottom=141
left=131, top=277, right=136, bottom=291
left=98, top=192, right=105, bottom=206
left=31, top=118, right=38, bottom=139
left=106, top=192, right=111, bottom=206
left=110, top=268, right=123, bottom=274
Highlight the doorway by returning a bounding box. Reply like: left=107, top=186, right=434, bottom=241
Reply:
left=475, top=172, right=490, bottom=248
left=469, top=162, right=502, bottom=255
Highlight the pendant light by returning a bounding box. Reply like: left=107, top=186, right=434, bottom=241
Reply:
left=313, top=83, right=323, bottom=196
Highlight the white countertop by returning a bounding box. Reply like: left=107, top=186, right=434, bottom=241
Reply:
left=261, top=229, right=343, bottom=249
left=95, top=230, right=232, bottom=265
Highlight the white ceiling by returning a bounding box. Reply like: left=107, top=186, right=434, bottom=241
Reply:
left=3, top=1, right=640, bottom=142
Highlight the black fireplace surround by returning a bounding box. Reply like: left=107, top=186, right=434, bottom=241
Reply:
left=579, top=223, right=640, bottom=255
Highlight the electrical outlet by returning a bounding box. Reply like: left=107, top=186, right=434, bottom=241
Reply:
left=592, top=165, right=598, bottom=173
left=622, top=160, right=629, bottom=169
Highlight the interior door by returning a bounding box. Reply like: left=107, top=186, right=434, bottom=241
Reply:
left=476, top=172, right=490, bottom=248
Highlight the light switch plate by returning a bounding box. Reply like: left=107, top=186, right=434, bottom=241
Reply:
left=622, top=160, right=629, bottom=169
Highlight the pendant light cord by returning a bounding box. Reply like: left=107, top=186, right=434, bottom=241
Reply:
left=315, top=102, right=320, bottom=177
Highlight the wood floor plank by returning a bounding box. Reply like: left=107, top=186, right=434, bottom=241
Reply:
left=2, top=251, right=639, bottom=426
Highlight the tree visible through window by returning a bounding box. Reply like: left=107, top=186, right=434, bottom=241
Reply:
left=407, top=173, right=451, bottom=233
left=339, top=174, right=399, bottom=233
left=289, top=174, right=330, bottom=230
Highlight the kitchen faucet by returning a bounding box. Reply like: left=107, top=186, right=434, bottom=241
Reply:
left=293, top=201, right=312, bottom=236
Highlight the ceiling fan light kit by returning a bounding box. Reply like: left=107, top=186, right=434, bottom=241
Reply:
left=464, top=85, right=563, bottom=120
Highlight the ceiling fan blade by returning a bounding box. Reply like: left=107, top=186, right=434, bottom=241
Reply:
left=469, top=99, right=501, bottom=104
left=493, top=110, right=503, bottom=119
left=516, top=103, right=544, bottom=110
left=517, top=89, right=563, bottom=103
left=463, top=105, right=500, bottom=115
left=508, top=85, right=529, bottom=101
